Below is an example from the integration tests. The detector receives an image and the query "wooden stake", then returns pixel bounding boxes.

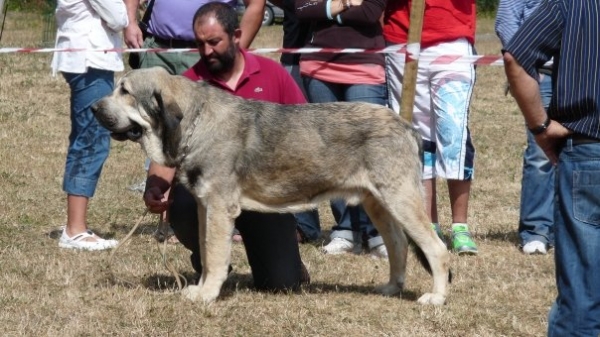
[399,0,426,122]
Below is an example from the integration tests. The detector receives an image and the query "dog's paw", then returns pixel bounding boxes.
[181,285,202,302]
[197,285,220,305]
[417,293,446,306]
[375,283,403,297]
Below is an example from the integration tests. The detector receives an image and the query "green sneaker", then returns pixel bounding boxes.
[431,223,446,246]
[451,224,478,255]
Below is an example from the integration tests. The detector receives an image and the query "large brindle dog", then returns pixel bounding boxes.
[92,67,450,305]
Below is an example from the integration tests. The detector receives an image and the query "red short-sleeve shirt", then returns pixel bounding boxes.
[182,49,307,105]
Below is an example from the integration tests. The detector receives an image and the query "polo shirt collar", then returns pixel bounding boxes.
[192,49,260,93]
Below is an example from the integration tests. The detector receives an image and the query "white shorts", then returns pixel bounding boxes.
[386,38,476,180]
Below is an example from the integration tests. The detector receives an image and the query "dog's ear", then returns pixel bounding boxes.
[154,89,183,162]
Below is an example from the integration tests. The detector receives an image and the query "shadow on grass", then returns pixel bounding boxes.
[46,227,121,240]
[477,229,521,246]
[110,270,420,302]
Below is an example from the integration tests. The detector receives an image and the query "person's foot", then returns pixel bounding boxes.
[451,224,478,255]
[432,223,446,246]
[58,227,118,251]
[296,228,307,243]
[322,237,354,254]
[300,261,310,285]
[128,180,146,193]
[370,244,388,259]
[522,240,547,255]
[153,224,179,244]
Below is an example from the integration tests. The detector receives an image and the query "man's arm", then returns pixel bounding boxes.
[495,0,524,47]
[239,0,267,49]
[124,0,144,48]
[503,52,570,164]
[88,0,129,31]
[143,162,176,214]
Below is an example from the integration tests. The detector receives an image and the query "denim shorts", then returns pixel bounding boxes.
[62,68,114,197]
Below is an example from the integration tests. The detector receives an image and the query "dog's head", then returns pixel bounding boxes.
[92,67,185,166]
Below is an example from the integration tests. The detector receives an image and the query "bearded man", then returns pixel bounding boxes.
[143,2,310,292]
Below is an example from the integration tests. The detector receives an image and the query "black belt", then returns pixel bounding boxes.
[570,134,600,145]
[150,34,196,48]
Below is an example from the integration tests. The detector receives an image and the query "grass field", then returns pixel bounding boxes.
[0,12,555,337]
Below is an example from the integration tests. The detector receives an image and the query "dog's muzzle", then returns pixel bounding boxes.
[91,102,144,142]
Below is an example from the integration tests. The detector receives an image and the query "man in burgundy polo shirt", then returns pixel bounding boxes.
[143,2,309,292]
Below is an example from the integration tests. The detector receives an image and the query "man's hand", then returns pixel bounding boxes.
[534,120,572,165]
[143,185,171,214]
[124,0,143,48]
[124,23,144,49]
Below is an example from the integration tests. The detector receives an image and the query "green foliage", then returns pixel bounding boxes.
[6,0,56,14]
[477,0,498,16]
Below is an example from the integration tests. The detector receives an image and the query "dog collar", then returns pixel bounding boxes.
[176,105,202,166]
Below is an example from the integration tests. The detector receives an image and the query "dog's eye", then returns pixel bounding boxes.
[126,126,143,141]
[120,86,129,95]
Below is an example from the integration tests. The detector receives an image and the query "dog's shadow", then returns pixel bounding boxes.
[138,271,419,302]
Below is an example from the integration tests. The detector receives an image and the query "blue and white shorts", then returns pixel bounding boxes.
[386,38,475,180]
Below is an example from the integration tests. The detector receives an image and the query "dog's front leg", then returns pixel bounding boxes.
[182,199,234,304]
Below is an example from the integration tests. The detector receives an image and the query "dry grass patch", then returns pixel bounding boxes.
[0,12,554,336]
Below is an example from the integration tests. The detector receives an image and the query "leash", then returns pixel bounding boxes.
[156,219,187,291]
[106,209,187,292]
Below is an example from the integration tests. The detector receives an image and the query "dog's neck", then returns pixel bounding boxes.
[173,103,203,167]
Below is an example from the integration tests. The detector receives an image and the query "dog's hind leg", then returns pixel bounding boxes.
[367,186,450,306]
[182,199,234,304]
[362,194,408,297]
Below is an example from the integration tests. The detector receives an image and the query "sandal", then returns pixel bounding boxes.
[58,227,118,251]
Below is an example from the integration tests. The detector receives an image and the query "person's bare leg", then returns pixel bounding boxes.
[424,178,437,223]
[65,194,101,242]
[448,179,470,223]
[448,179,477,254]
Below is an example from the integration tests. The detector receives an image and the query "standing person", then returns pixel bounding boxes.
[269,0,315,242]
[294,0,389,258]
[123,0,266,243]
[269,0,310,98]
[123,0,266,73]
[51,0,128,250]
[383,0,478,255]
[143,2,310,291]
[504,1,600,335]
[495,0,554,255]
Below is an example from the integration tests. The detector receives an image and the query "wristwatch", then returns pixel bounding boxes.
[528,116,550,135]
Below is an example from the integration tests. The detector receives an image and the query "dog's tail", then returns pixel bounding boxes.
[410,239,453,283]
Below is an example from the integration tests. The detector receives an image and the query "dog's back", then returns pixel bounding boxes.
[206,96,424,207]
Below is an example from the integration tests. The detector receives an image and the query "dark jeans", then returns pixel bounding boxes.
[168,184,304,291]
[294,76,388,248]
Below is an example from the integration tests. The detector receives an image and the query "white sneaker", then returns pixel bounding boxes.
[370,244,388,259]
[322,238,354,255]
[59,227,118,251]
[522,240,547,255]
[128,180,146,193]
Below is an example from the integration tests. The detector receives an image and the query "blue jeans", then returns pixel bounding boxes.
[62,69,113,197]
[283,63,307,100]
[547,138,600,336]
[294,77,387,248]
[519,74,555,246]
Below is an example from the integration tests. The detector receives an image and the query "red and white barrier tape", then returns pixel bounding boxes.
[0,46,511,66]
